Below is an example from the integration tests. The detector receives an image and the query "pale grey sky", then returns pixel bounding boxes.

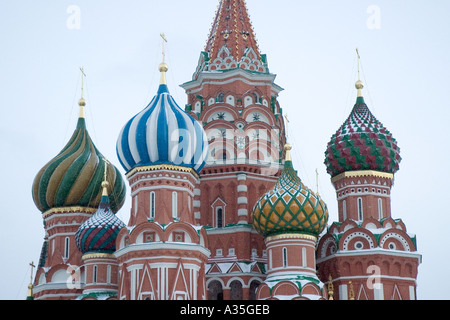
[1,0,449,300]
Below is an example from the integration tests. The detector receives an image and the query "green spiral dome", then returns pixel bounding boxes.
[32,115,126,214]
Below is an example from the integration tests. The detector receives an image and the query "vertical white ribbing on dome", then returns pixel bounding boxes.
[197,127,209,171]
[169,95,196,167]
[166,94,180,165]
[147,94,164,163]
[179,109,195,166]
[128,110,145,165]
[117,126,132,171]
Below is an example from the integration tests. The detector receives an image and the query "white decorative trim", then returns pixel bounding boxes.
[379,232,411,251]
[238,209,248,217]
[237,197,248,204]
[237,185,248,192]
[342,231,374,251]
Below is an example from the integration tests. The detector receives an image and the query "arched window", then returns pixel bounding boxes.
[253,92,259,104]
[208,280,224,300]
[216,207,223,228]
[230,280,243,300]
[357,198,363,221]
[249,280,261,300]
[150,192,156,219]
[217,92,225,103]
[172,192,178,219]
[378,198,383,220]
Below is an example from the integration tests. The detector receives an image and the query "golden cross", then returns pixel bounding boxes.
[29,261,35,283]
[356,48,361,81]
[79,67,86,98]
[284,113,290,140]
[102,158,110,182]
[160,33,168,64]
[315,168,320,195]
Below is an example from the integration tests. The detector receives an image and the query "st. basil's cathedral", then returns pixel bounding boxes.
[29,0,421,300]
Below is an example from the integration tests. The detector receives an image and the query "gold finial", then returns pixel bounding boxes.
[349,281,355,300]
[27,261,35,299]
[159,33,168,85]
[102,158,110,196]
[78,67,87,118]
[284,143,292,162]
[355,48,364,97]
[327,275,334,300]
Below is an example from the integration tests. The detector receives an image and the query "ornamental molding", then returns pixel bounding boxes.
[42,206,97,219]
[82,253,116,260]
[126,164,199,180]
[265,233,317,243]
[331,170,394,183]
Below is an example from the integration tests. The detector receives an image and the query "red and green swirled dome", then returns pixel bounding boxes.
[32,106,126,214]
[324,94,401,178]
[252,145,329,237]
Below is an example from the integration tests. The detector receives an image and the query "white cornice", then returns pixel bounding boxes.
[180,69,284,95]
[317,248,422,264]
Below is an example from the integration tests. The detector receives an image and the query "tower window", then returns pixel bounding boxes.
[64,237,70,260]
[93,265,98,283]
[107,265,111,283]
[302,247,307,267]
[283,247,288,267]
[172,191,178,219]
[150,192,156,219]
[378,198,383,220]
[357,198,363,221]
[218,92,225,103]
[217,207,223,228]
[342,200,347,221]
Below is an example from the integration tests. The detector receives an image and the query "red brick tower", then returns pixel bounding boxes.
[252,144,329,300]
[316,60,422,300]
[114,53,210,300]
[180,0,286,300]
[31,77,126,300]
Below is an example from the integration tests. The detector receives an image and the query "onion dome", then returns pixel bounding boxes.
[32,95,126,214]
[324,80,401,178]
[75,180,126,254]
[252,144,329,237]
[116,61,209,174]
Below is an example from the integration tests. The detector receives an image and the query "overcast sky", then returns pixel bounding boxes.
[1,0,449,300]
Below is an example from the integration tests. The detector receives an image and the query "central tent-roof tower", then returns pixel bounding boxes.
[192,0,269,77]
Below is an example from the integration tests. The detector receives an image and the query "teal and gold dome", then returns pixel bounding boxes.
[252,144,328,237]
[32,98,126,214]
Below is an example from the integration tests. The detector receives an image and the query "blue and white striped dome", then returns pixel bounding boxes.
[116,83,209,173]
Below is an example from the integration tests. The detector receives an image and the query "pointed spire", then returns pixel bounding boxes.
[101,158,110,199]
[284,113,292,162]
[159,33,169,85]
[355,48,364,99]
[205,0,260,63]
[78,67,87,118]
[327,275,334,300]
[26,262,35,300]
